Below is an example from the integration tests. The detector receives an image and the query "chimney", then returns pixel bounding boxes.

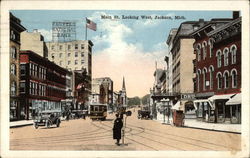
[33,29,38,33]
[233,11,240,19]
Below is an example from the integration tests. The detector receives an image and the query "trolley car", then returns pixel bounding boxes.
[89,103,107,120]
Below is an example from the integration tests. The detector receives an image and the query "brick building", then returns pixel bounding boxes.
[9,13,26,120]
[19,50,68,120]
[191,13,241,123]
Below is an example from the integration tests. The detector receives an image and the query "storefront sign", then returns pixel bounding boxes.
[181,93,195,100]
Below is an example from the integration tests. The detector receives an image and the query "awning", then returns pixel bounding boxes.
[172,101,181,110]
[208,94,235,102]
[193,99,214,110]
[226,93,241,105]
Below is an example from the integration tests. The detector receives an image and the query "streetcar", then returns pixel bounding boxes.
[89,103,107,120]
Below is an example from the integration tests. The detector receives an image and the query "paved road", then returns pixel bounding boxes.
[10,110,241,151]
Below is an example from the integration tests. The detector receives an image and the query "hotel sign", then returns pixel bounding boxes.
[52,21,76,42]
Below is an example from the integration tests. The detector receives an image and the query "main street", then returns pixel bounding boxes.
[10,109,241,151]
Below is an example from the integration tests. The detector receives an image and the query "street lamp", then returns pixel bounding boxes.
[161,98,170,124]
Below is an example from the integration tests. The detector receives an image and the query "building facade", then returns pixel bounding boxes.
[192,15,241,124]
[9,13,26,121]
[19,50,68,120]
[20,30,48,58]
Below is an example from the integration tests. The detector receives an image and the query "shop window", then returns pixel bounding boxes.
[10,47,17,59]
[10,64,16,75]
[11,82,16,96]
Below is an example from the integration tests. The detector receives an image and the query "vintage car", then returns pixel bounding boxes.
[138,106,151,119]
[33,111,61,129]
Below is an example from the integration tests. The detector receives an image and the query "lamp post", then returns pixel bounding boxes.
[161,98,170,124]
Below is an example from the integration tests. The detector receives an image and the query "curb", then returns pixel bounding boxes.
[10,123,33,128]
[183,125,241,134]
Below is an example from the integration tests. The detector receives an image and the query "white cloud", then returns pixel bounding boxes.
[90,11,167,97]
[38,29,52,41]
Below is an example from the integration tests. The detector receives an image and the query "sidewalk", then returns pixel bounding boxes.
[10,120,33,128]
[184,118,241,133]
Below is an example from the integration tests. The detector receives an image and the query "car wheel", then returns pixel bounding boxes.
[34,123,38,129]
[56,119,60,127]
[45,121,50,128]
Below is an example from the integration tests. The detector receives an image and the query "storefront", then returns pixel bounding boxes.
[226,93,241,124]
[193,100,214,122]
[208,94,236,123]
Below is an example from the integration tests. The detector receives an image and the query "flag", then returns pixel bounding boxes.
[86,18,96,31]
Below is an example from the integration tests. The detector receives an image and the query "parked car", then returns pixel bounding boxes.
[33,111,61,129]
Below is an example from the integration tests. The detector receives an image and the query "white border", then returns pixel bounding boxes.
[1,1,249,158]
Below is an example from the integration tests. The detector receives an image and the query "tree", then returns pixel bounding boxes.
[141,94,150,105]
[127,96,141,107]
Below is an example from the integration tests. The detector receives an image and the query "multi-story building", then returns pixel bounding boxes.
[46,40,93,107]
[9,13,26,121]
[20,30,48,58]
[191,13,241,124]
[19,50,68,120]
[91,77,113,108]
[166,28,177,93]
[168,20,208,111]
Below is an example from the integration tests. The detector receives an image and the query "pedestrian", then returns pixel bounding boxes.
[113,114,123,146]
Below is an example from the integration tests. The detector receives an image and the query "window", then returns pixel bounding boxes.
[216,50,222,68]
[81,60,84,64]
[11,82,16,96]
[59,61,62,65]
[10,64,16,75]
[75,60,78,65]
[208,38,214,58]
[203,68,207,91]
[75,44,78,50]
[59,53,62,58]
[10,30,16,40]
[217,72,222,89]
[68,53,71,57]
[231,69,237,88]
[20,64,26,76]
[224,71,229,89]
[197,44,201,61]
[10,47,16,59]
[75,52,78,57]
[68,45,71,50]
[59,45,62,50]
[81,52,84,57]
[202,41,207,60]
[68,61,71,65]
[51,45,55,50]
[81,44,84,49]
[223,48,229,66]
[209,66,214,90]
[197,69,201,92]
[231,45,237,64]
[20,82,25,93]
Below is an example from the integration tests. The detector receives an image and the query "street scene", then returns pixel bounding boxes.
[7,8,242,153]
[10,108,240,151]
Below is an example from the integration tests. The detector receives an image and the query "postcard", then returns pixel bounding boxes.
[1,0,249,158]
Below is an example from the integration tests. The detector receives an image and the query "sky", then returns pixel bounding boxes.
[11,10,233,97]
